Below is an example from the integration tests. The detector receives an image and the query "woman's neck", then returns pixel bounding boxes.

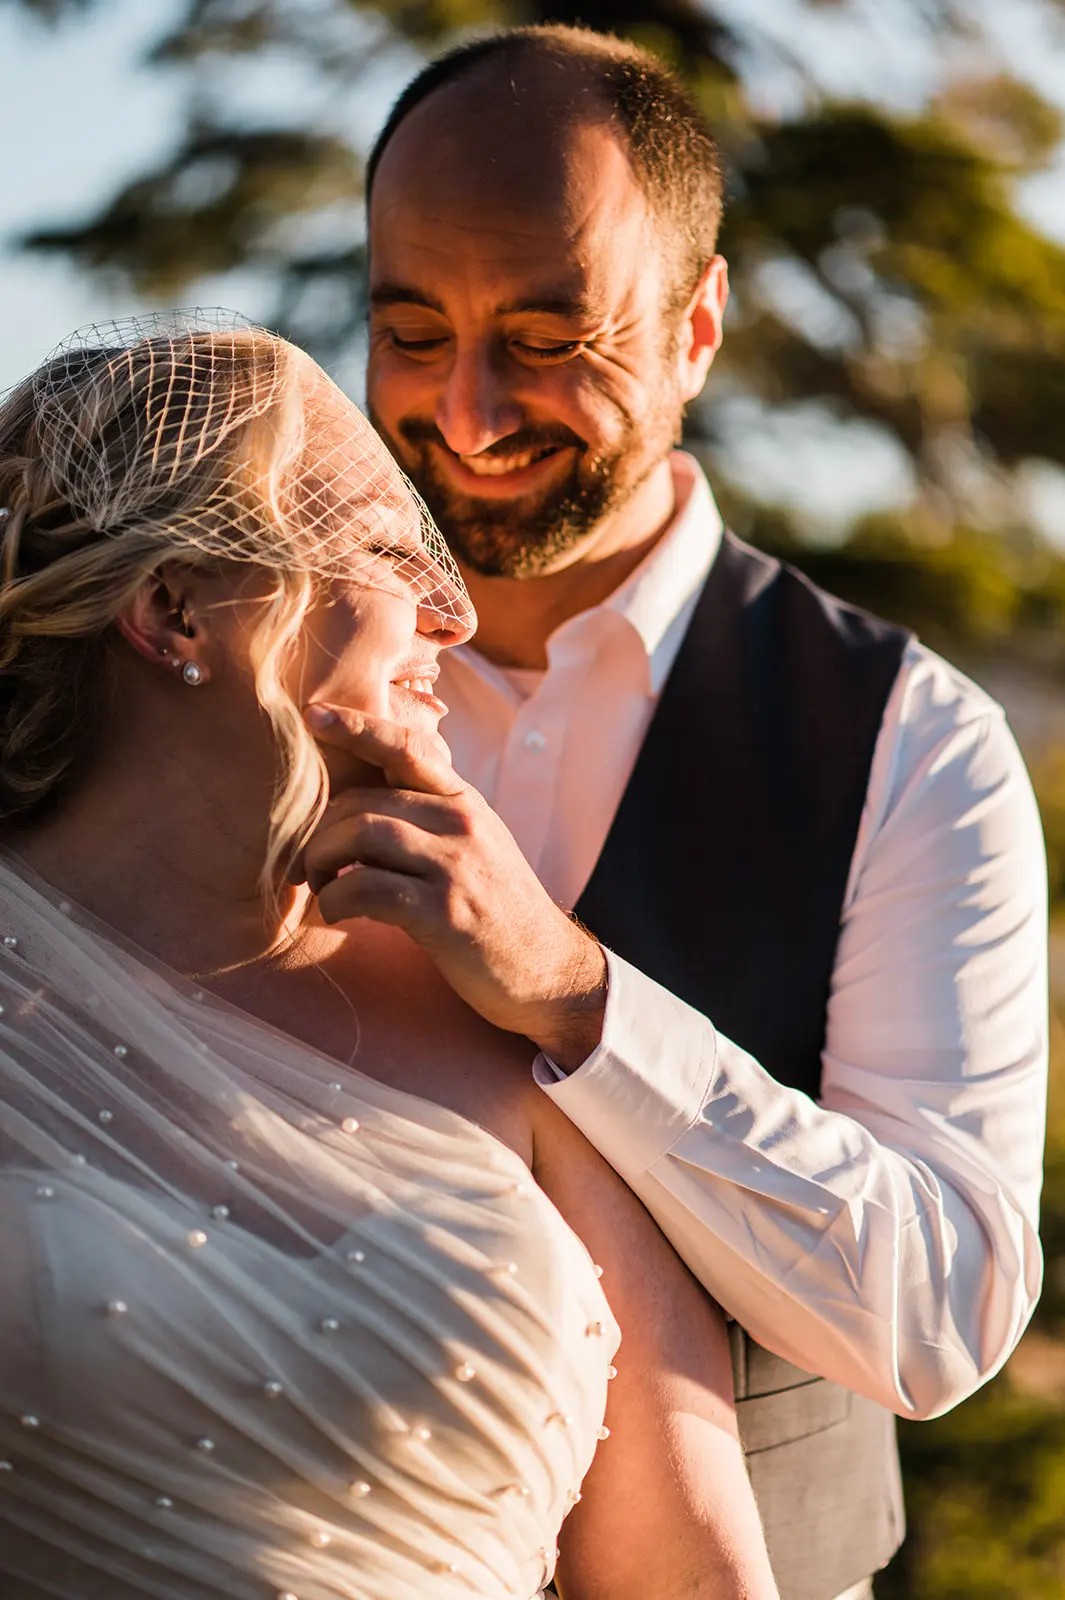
[8,737,313,979]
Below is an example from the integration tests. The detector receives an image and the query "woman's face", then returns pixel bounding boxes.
[275,369,473,727]
[295,570,466,739]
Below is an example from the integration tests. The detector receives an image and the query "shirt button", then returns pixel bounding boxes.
[523,730,547,751]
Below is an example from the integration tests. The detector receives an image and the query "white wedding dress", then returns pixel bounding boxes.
[0,855,618,1600]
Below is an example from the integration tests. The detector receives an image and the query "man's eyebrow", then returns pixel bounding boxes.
[369,283,603,321]
[370,283,448,314]
[494,292,603,320]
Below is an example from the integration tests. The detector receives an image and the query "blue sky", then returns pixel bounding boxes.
[2,0,1063,536]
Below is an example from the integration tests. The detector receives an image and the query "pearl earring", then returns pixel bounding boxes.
[181,662,204,687]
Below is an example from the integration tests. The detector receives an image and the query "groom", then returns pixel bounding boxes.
[306,24,1048,1600]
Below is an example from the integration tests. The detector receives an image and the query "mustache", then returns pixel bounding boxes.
[397,420,586,458]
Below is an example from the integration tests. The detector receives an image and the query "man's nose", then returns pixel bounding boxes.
[434,344,523,458]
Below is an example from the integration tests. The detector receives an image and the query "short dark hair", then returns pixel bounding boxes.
[365,24,724,303]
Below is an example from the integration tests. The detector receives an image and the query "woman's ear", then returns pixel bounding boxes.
[676,255,729,405]
[114,563,212,688]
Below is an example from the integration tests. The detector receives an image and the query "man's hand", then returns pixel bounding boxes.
[293,705,608,1070]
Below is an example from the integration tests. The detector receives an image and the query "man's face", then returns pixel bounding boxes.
[366,85,687,578]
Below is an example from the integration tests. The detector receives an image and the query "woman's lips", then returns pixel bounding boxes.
[391,671,448,718]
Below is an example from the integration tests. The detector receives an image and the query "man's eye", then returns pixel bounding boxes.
[513,340,583,362]
[389,332,448,354]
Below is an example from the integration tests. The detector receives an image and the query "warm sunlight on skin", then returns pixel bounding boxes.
[366,74,726,588]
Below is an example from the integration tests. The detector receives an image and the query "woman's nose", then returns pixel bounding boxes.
[416,587,477,649]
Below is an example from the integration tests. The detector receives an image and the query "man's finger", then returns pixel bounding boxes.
[316,864,430,930]
[322,787,474,837]
[304,705,462,797]
[302,813,437,894]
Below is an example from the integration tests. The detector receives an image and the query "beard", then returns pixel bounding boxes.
[369,399,683,580]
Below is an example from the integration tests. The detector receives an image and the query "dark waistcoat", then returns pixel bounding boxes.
[573,530,911,1600]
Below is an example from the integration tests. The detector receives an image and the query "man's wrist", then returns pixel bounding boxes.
[525,932,608,1073]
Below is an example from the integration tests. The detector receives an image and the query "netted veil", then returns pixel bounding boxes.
[5,308,474,631]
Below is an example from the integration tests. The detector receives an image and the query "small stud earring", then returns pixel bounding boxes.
[181,662,204,688]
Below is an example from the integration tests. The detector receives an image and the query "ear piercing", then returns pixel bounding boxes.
[155,646,205,685]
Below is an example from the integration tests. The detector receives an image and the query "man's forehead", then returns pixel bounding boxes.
[370,76,645,239]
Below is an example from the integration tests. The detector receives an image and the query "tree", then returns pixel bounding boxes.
[8,0,1065,546]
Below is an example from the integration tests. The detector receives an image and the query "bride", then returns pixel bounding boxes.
[0,316,778,1600]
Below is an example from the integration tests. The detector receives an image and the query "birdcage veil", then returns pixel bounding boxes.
[20,308,474,631]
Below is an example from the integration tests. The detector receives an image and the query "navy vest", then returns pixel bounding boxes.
[574,531,911,1600]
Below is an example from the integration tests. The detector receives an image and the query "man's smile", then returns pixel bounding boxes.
[427,440,575,498]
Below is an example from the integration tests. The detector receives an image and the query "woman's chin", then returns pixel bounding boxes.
[389,685,450,729]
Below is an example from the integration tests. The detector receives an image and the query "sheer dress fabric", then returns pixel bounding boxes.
[0,856,618,1600]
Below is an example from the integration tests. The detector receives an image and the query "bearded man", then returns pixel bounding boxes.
[306,25,1047,1600]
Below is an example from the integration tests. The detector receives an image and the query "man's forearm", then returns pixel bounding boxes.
[534,951,1045,1419]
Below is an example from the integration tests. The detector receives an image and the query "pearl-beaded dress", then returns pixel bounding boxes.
[0,856,618,1600]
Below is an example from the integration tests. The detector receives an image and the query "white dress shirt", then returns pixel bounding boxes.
[438,452,1048,1422]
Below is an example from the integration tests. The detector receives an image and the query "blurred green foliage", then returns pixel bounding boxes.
[10,0,1065,546]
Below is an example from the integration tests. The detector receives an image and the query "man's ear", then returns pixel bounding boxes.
[676,255,729,405]
[114,563,213,687]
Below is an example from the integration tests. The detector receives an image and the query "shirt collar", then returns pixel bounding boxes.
[587,451,722,691]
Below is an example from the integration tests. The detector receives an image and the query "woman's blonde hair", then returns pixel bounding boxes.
[0,314,470,903]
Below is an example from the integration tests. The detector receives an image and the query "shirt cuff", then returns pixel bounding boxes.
[532,947,717,1175]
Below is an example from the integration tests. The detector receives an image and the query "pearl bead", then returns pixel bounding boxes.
[70,1154,86,1166]
[106,1300,128,1317]
[328,1082,342,1094]
[187,1230,208,1249]
[350,1480,372,1498]
[607,1364,618,1380]
[546,1412,574,1428]
[191,990,205,1002]
[154,1495,173,1509]
[319,1316,341,1334]
[0,1461,13,1472]
[97,1110,114,1125]
[35,1186,54,1200]
[341,1117,360,1134]
[586,1321,605,1337]
[112,1044,128,1059]
[346,1249,366,1265]
[409,1424,432,1444]
[507,1181,531,1198]
[261,1379,284,1399]
[19,1415,40,1429]
[224,1159,239,1172]
[0,1004,5,1017]
[434,1562,458,1575]
[195,1437,216,1453]
[3,935,19,949]
[491,1261,518,1280]
[455,1362,477,1383]
[309,1530,331,1548]
[565,1489,582,1508]
[277,1592,299,1600]
[493,1482,530,1500]
[596,1424,611,1441]
[593,1263,604,1278]
[211,1205,230,1222]
[58,901,72,915]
